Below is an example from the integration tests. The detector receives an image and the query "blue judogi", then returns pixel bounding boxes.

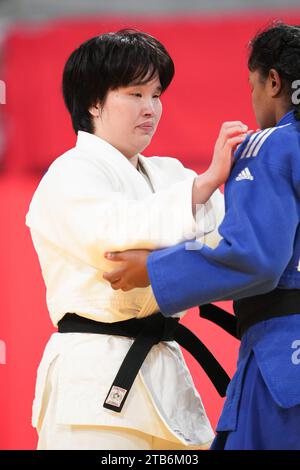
[211,315,300,450]
[147,111,300,449]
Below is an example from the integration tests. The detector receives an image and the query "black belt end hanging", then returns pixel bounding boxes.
[103,385,129,412]
[199,304,239,339]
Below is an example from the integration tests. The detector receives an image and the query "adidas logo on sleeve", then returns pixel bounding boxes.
[235,167,254,181]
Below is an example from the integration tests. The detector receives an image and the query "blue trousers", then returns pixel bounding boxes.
[211,353,300,450]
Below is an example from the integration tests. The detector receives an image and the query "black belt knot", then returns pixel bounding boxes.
[58,312,230,413]
[144,314,179,343]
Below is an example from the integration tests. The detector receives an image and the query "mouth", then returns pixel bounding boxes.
[136,122,154,132]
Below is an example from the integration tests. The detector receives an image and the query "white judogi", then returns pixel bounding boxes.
[26,131,224,449]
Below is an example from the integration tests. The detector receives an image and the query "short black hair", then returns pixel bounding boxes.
[248,22,300,120]
[62,29,175,134]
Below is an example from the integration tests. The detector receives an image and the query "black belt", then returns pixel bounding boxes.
[199,288,300,340]
[58,312,230,412]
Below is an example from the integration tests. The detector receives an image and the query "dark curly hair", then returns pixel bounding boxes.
[62,29,175,134]
[248,22,300,121]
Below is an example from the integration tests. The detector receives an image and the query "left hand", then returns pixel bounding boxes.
[103,250,151,291]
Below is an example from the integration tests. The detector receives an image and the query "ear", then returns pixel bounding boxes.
[268,68,282,97]
[88,102,100,118]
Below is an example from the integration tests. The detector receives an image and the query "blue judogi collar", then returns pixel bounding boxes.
[277,110,298,126]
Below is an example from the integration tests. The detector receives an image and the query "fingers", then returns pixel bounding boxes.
[103,269,123,283]
[218,123,254,151]
[103,249,150,291]
[219,122,251,144]
[104,275,132,292]
[103,272,123,290]
[222,125,248,138]
[110,279,123,290]
[225,134,247,151]
[225,135,245,148]
[103,270,133,291]
[221,121,248,130]
[111,281,133,291]
[104,251,124,261]
[120,285,133,292]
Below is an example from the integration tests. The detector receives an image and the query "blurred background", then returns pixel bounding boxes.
[0,0,300,450]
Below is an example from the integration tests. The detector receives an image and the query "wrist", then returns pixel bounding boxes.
[201,167,222,188]
[193,172,219,202]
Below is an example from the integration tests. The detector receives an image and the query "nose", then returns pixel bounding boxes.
[142,98,155,117]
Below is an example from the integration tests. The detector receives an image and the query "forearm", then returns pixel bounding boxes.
[147,241,280,316]
[148,161,298,316]
[191,171,219,217]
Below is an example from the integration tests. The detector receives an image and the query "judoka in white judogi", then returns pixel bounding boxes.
[26,130,224,449]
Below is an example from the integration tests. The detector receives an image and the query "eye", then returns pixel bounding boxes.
[153,94,161,99]
[131,93,142,97]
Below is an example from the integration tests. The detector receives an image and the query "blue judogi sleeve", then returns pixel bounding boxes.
[147,127,300,316]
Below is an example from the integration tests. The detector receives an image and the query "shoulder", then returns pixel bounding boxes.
[237,123,300,172]
[47,146,115,180]
[48,147,104,175]
[35,147,117,197]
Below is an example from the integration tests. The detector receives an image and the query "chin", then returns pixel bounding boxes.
[137,136,153,152]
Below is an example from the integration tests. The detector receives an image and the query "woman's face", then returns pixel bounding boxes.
[91,75,163,158]
[249,69,277,129]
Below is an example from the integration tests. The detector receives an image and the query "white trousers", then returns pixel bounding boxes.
[36,354,210,450]
[38,424,207,451]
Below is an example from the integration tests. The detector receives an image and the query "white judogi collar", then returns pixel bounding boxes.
[76,131,161,194]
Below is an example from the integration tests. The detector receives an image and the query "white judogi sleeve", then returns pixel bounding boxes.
[26,155,198,271]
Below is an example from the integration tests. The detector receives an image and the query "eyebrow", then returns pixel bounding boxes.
[128,82,162,92]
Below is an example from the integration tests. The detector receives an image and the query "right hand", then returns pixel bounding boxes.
[205,121,251,187]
